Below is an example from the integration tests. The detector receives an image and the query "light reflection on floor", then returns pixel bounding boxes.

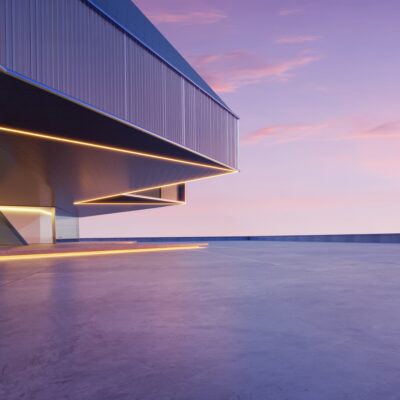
[1,241,400,400]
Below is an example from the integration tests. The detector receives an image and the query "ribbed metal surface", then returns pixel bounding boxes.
[87,0,230,109]
[0,0,238,168]
[0,1,6,66]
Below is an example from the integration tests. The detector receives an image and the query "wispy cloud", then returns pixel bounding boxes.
[244,123,328,144]
[192,51,321,93]
[276,35,322,45]
[363,121,400,137]
[150,10,226,24]
[194,51,247,67]
[343,119,400,178]
[244,118,400,145]
[342,120,400,140]
[279,8,302,17]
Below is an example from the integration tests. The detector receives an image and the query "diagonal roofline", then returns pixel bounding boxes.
[86,0,238,118]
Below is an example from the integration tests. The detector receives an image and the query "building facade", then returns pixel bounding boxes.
[0,0,238,245]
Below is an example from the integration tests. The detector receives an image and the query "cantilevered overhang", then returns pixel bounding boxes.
[0,70,236,217]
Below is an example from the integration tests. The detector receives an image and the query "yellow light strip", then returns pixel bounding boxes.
[75,170,237,205]
[0,245,206,262]
[78,202,178,206]
[0,206,53,216]
[77,191,186,206]
[0,126,234,172]
[125,169,237,194]
[124,193,185,204]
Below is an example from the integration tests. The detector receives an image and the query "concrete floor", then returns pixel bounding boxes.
[1,241,400,400]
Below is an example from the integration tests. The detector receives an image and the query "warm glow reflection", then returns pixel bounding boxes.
[0,206,53,216]
[0,245,207,262]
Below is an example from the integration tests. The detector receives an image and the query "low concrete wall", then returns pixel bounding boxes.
[59,234,400,244]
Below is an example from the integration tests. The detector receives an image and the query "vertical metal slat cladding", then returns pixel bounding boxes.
[0,0,238,168]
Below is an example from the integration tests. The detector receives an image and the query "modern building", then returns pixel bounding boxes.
[0,0,238,245]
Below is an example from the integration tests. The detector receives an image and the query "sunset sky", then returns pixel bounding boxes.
[82,0,400,237]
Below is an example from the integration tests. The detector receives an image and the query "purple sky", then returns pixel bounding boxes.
[82,0,400,237]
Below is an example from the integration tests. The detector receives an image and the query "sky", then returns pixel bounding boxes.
[81,0,400,237]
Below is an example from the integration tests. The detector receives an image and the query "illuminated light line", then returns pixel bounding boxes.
[0,126,235,172]
[75,170,237,205]
[0,245,207,262]
[0,206,53,216]
[1,68,238,168]
[77,202,179,206]
[124,193,185,204]
[128,170,237,194]
[78,192,186,206]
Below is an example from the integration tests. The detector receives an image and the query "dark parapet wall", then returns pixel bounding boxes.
[59,234,400,244]
[245,234,400,244]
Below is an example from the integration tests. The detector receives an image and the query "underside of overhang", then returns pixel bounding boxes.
[0,69,235,217]
[75,185,185,217]
[0,69,232,169]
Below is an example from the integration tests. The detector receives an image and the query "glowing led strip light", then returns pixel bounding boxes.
[0,126,234,172]
[75,170,237,205]
[79,202,177,206]
[0,245,207,262]
[0,125,238,207]
[0,206,53,216]
[79,193,186,206]
[124,193,185,204]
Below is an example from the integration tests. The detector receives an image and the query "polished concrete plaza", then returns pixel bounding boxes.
[1,241,400,399]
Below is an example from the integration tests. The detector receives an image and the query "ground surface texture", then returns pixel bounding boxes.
[1,241,400,400]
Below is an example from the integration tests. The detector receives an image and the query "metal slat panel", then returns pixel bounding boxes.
[0,0,6,65]
[0,0,238,168]
[87,0,231,110]
[184,81,197,151]
[164,67,184,145]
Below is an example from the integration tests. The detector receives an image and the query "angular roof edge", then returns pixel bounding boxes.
[86,0,238,117]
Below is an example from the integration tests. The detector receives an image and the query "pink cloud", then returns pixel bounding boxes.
[341,120,400,140]
[149,10,226,24]
[244,123,328,144]
[364,121,400,137]
[194,51,247,66]
[279,8,302,17]
[341,120,400,178]
[276,35,322,44]
[192,51,321,93]
[243,117,400,146]
[209,82,238,93]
